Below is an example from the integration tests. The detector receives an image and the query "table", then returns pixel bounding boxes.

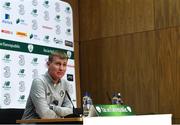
[84,114,172,125]
[16,117,83,124]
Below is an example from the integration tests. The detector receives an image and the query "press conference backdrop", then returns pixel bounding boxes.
[0,0,77,109]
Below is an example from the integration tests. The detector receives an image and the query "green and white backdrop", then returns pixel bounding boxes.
[0,0,76,109]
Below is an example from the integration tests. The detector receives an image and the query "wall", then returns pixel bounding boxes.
[79,0,180,123]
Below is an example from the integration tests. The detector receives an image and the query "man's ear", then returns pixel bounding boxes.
[47,61,50,66]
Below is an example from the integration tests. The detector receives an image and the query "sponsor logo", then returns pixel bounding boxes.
[2,54,11,63]
[55,15,61,22]
[32,19,38,30]
[44,11,49,21]
[31,57,38,65]
[43,0,50,8]
[32,0,38,6]
[66,28,72,36]
[16,31,27,37]
[18,69,26,77]
[19,81,25,92]
[5,14,10,19]
[18,4,25,15]
[1,29,13,34]
[67,64,75,68]
[3,81,11,89]
[16,18,28,25]
[32,69,38,79]
[43,35,50,43]
[55,25,61,35]
[4,93,11,105]
[19,55,25,66]
[67,74,74,81]
[55,2,60,12]
[18,95,26,103]
[29,33,40,41]
[65,40,73,47]
[53,38,63,44]
[65,6,71,14]
[2,14,13,25]
[66,17,71,27]
[3,66,11,78]
[3,2,11,10]
[31,9,38,17]
[42,26,53,30]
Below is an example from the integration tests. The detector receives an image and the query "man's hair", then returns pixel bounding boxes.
[48,51,68,62]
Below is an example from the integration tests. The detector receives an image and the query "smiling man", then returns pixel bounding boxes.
[22,51,73,119]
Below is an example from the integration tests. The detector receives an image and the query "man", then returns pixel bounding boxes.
[22,51,73,119]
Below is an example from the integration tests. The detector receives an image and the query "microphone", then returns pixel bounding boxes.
[65,90,82,117]
[65,90,75,109]
[106,91,112,103]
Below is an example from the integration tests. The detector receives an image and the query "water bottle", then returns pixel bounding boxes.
[112,93,118,104]
[117,92,123,105]
[83,92,93,116]
[112,92,123,104]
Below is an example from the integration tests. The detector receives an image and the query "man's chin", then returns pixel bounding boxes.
[57,75,64,79]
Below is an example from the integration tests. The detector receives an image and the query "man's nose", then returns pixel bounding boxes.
[59,65,64,70]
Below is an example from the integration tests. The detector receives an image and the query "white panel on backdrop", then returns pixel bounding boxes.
[0,0,76,109]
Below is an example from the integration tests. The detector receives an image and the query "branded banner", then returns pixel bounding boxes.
[0,0,76,109]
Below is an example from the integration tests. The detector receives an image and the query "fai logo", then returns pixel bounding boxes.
[67,51,72,58]
[96,106,102,113]
[28,44,34,52]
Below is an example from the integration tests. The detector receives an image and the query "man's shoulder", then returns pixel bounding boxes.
[33,75,45,82]
[61,78,70,85]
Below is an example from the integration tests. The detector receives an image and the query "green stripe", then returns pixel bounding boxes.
[0,39,74,59]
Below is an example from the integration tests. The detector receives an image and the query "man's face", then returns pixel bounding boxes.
[47,56,68,82]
